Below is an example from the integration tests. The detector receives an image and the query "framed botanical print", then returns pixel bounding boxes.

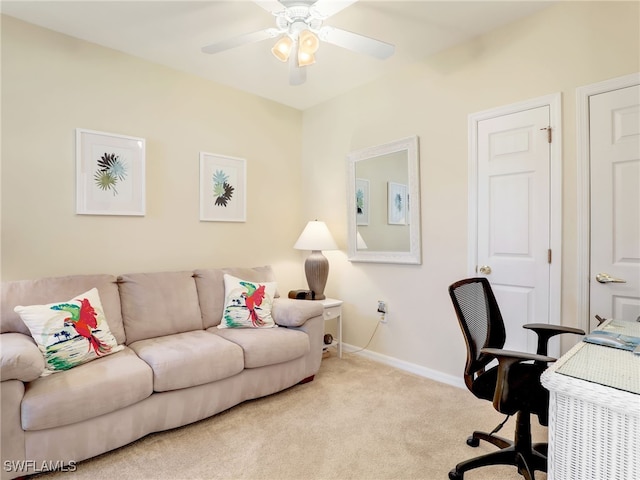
[76,128,146,216]
[388,182,408,225]
[199,152,247,222]
[355,178,370,226]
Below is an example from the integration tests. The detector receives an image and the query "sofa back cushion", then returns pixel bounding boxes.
[1,274,125,344]
[194,266,278,329]
[119,271,203,344]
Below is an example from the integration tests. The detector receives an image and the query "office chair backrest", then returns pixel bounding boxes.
[448,278,506,389]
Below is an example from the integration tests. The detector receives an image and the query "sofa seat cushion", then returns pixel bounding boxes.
[211,327,309,368]
[129,330,244,392]
[21,347,152,431]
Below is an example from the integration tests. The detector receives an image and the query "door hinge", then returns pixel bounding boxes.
[540,126,552,143]
[548,249,552,264]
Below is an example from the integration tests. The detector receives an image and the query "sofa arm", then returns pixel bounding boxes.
[0,333,44,382]
[272,298,323,327]
[1,379,26,480]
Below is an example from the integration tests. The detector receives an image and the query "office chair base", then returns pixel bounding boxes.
[533,442,547,456]
[448,445,546,480]
[467,431,512,449]
[450,412,547,480]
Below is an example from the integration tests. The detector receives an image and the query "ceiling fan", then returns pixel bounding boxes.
[201,0,395,85]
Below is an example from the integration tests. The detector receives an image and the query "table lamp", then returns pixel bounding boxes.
[293,220,337,300]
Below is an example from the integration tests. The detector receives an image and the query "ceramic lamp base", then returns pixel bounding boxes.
[304,250,329,300]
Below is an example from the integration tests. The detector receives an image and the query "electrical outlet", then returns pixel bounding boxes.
[377,300,386,313]
[377,301,388,323]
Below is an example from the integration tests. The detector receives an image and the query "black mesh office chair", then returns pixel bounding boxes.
[448,277,584,480]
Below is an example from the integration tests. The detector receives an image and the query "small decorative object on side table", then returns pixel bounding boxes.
[318,298,343,358]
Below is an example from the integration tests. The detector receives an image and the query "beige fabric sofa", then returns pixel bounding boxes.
[0,266,324,480]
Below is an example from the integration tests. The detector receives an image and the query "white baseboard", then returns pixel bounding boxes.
[341,343,466,390]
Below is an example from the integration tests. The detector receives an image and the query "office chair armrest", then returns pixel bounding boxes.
[523,323,585,355]
[481,347,555,364]
[481,347,556,415]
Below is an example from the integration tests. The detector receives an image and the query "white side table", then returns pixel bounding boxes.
[541,319,640,480]
[318,298,343,358]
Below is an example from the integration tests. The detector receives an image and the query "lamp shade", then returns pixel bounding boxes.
[297,50,316,67]
[297,30,319,66]
[299,29,319,52]
[293,221,337,251]
[271,36,293,62]
[356,231,368,250]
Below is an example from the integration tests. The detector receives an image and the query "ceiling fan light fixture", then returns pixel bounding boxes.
[297,50,316,66]
[202,1,394,86]
[299,29,319,51]
[271,35,293,62]
[297,29,319,66]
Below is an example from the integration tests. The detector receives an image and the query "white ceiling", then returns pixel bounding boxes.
[1,1,554,110]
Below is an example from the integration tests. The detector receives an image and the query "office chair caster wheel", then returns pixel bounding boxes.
[448,469,463,480]
[466,435,480,447]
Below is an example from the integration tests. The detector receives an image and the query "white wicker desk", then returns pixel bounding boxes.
[541,320,640,480]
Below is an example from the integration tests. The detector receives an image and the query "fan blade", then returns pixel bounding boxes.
[289,46,307,85]
[311,0,358,18]
[318,26,394,59]
[202,28,279,54]
[253,1,285,13]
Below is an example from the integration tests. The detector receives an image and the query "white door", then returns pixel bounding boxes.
[476,106,552,353]
[589,84,640,330]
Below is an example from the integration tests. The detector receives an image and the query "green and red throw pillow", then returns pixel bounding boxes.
[14,288,123,375]
[219,274,277,328]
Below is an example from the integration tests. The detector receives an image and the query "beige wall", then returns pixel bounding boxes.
[2,2,639,382]
[1,15,305,288]
[301,1,640,379]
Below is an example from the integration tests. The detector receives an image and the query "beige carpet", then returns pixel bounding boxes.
[34,354,547,480]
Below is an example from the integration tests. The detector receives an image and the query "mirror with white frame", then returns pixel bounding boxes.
[347,135,421,264]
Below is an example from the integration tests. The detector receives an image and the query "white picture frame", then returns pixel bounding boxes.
[76,128,146,216]
[388,182,408,225]
[199,152,247,222]
[355,178,370,226]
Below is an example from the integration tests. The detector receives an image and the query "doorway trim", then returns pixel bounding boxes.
[468,93,562,326]
[576,72,640,332]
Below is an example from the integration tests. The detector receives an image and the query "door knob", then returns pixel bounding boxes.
[595,273,626,284]
[479,265,492,275]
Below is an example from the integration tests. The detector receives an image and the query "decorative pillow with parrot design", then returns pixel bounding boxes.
[14,288,124,376]
[219,274,277,328]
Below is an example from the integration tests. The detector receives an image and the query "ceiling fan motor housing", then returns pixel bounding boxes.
[276,4,323,36]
